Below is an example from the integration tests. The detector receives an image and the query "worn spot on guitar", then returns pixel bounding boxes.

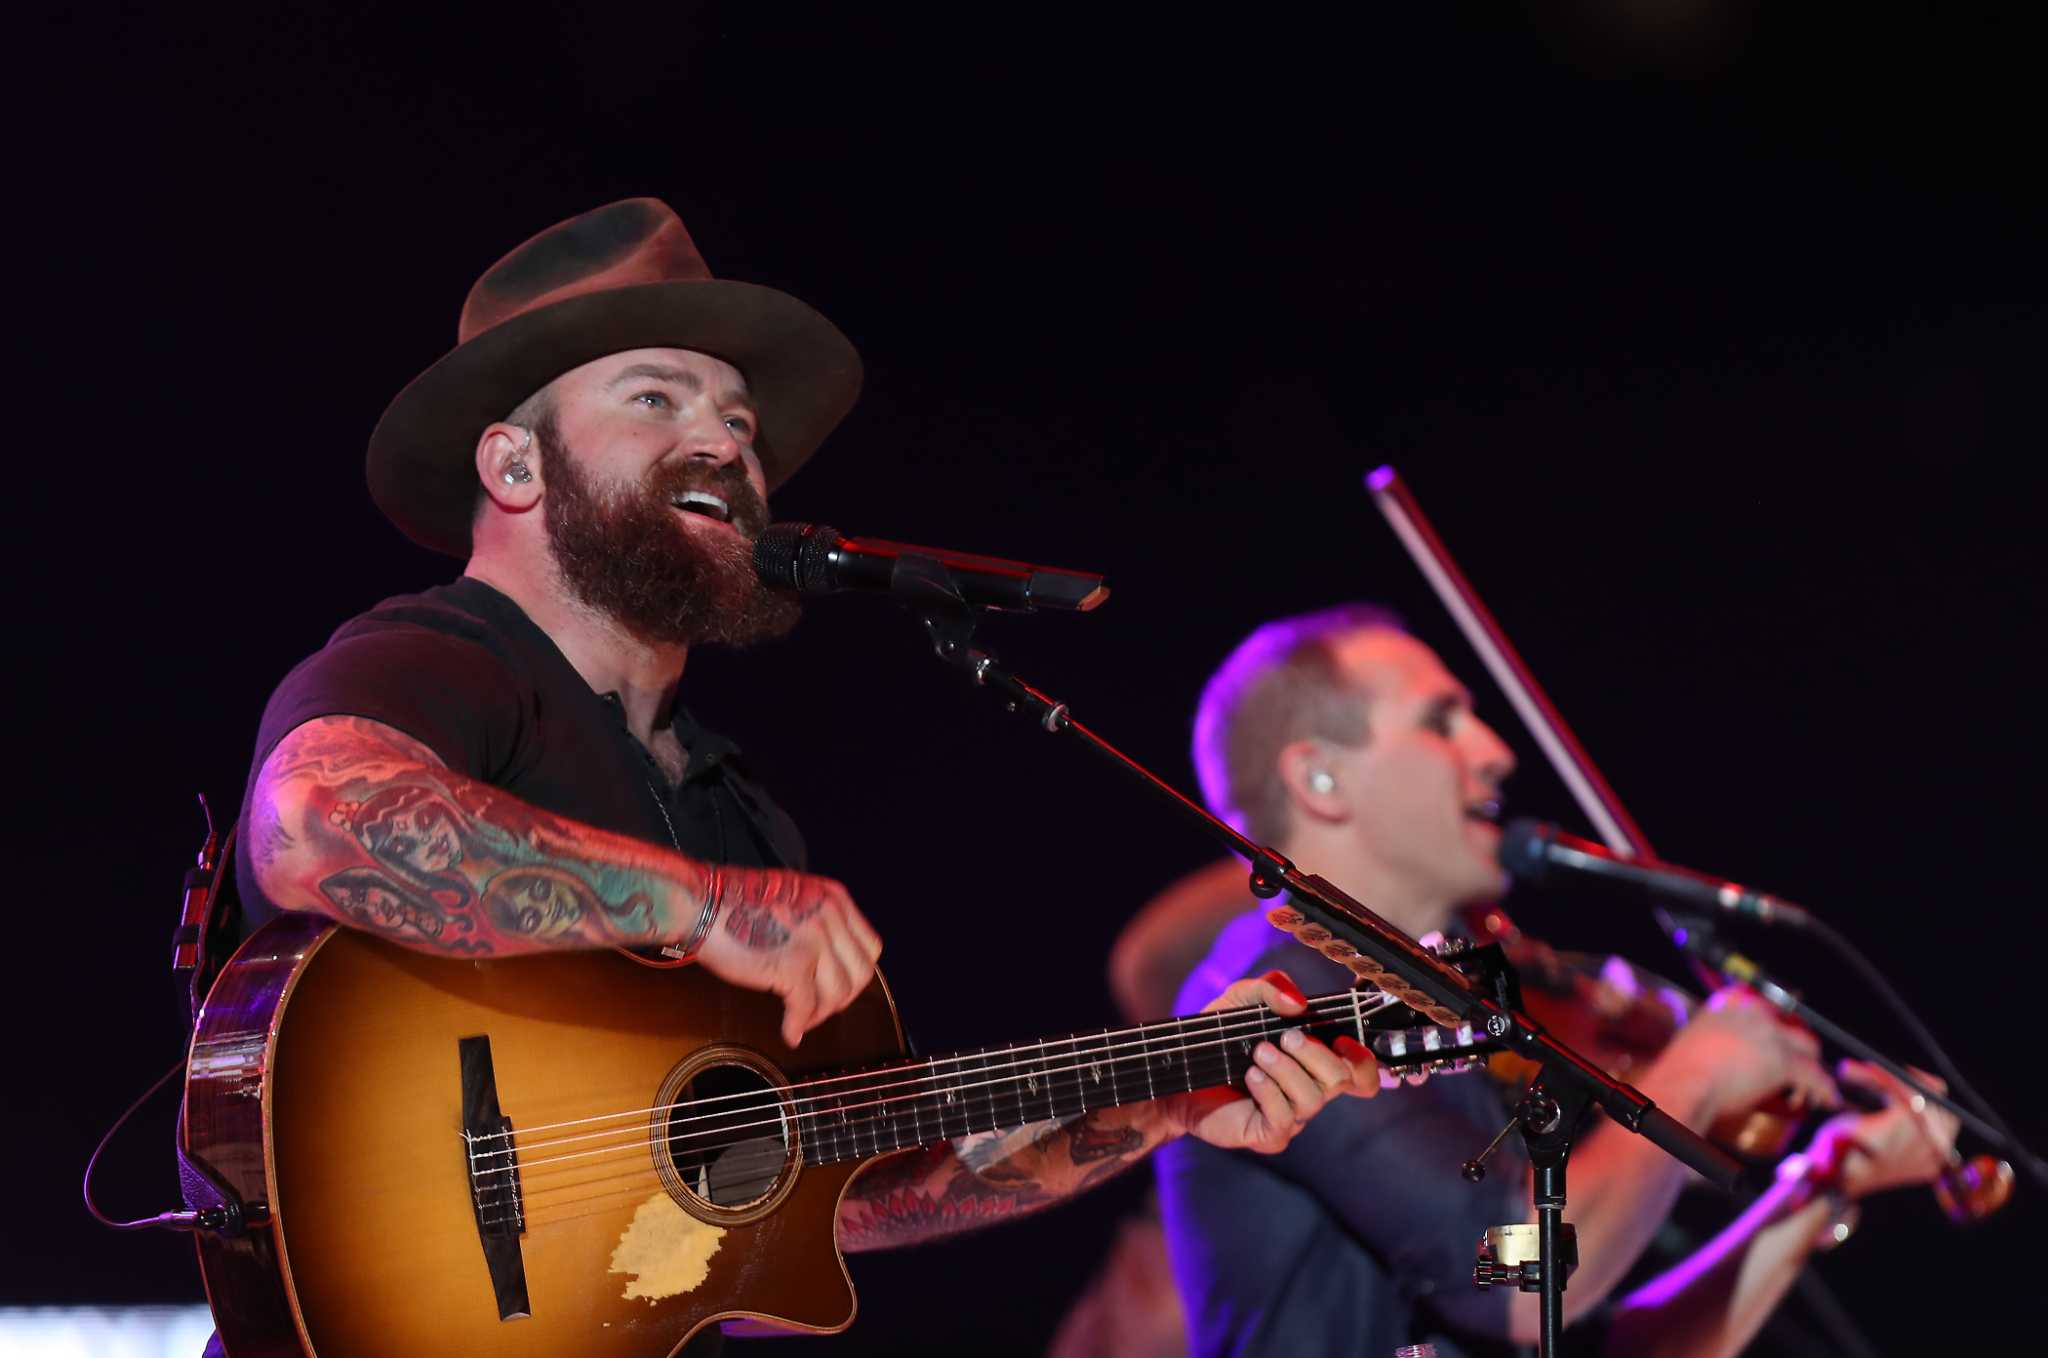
[609,1193,727,1301]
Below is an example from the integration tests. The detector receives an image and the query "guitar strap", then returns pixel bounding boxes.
[80,799,258,1241]
[169,802,241,1029]
[167,801,264,1236]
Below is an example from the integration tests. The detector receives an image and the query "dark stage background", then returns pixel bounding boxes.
[18,3,2043,1351]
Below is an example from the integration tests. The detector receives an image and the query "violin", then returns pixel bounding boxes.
[1459,905,1835,1158]
[1458,901,2015,1219]
[1370,467,2013,1224]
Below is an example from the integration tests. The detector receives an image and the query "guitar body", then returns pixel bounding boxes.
[185,912,909,1358]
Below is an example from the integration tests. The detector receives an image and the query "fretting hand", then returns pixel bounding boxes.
[1164,970,1379,1155]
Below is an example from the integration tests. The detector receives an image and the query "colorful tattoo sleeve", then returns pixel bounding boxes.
[836,1108,1158,1252]
[252,715,712,957]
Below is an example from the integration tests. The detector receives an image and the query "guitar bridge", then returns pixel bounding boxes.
[458,1035,531,1322]
[465,1115,525,1236]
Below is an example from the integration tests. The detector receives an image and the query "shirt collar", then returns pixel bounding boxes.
[442,580,747,779]
[594,691,741,780]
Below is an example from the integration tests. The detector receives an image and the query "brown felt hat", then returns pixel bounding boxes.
[367,198,862,556]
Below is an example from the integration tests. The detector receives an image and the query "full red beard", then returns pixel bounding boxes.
[538,415,802,647]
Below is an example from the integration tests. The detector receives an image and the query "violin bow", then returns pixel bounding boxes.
[1364,464,2023,1219]
[1364,466,1696,958]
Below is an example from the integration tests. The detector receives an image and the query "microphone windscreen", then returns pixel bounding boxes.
[753,522,842,593]
[1497,819,1554,881]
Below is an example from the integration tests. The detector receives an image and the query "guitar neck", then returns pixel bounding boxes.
[795,990,1489,1166]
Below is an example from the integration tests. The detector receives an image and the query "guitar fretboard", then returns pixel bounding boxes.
[793,991,1487,1166]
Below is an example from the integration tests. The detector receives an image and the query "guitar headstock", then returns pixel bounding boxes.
[1368,1018,1499,1088]
[1293,986,1504,1089]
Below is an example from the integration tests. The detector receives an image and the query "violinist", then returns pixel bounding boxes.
[1134,603,1960,1358]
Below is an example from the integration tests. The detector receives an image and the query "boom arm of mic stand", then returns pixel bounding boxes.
[1277,870,1740,1192]
[917,608,1747,1193]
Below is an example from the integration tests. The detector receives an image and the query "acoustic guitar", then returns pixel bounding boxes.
[185,912,1494,1356]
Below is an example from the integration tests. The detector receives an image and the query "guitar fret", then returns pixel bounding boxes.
[1024,1042,1051,1125]
[1062,1037,1085,1121]
[1106,1035,1132,1109]
[1008,1042,1031,1130]
[886,1073,909,1151]
[979,1047,999,1135]
[1082,1033,1101,1115]
[1009,1043,1028,1129]
[815,1095,837,1165]
[941,1075,957,1136]
[798,1105,821,1165]
[819,1089,843,1163]
[1122,1027,1154,1107]
[1140,1020,1158,1104]
[1097,1028,1129,1110]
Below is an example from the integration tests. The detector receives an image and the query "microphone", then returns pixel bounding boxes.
[753,522,1110,613]
[1499,820,1812,929]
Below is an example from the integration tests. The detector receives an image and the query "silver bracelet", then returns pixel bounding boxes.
[675,869,724,960]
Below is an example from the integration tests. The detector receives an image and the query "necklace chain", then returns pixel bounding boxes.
[645,778,682,851]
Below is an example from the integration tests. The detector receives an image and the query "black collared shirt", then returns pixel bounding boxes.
[234,574,805,936]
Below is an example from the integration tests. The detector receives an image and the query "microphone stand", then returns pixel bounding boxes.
[901,576,1746,1356]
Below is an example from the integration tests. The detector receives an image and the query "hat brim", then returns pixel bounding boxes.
[367,279,861,557]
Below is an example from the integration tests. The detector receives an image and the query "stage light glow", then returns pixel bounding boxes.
[0,1306,214,1358]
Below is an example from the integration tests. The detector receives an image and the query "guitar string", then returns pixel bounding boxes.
[480,1060,1494,1235]
[474,1037,1492,1234]
[537,1028,1484,1195]
[470,991,1407,1164]
[471,993,1413,1174]
[465,999,1483,1226]
[472,1001,1480,1203]
[481,1051,1499,1237]
[481,995,1443,1182]
[466,990,1396,1152]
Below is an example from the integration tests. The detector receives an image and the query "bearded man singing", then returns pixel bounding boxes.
[226,199,1373,1358]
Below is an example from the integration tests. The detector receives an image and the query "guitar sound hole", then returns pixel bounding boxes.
[665,1061,792,1211]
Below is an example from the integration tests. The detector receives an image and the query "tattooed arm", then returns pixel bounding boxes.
[253,715,882,1044]
[837,972,1377,1251]
[836,1108,1161,1252]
